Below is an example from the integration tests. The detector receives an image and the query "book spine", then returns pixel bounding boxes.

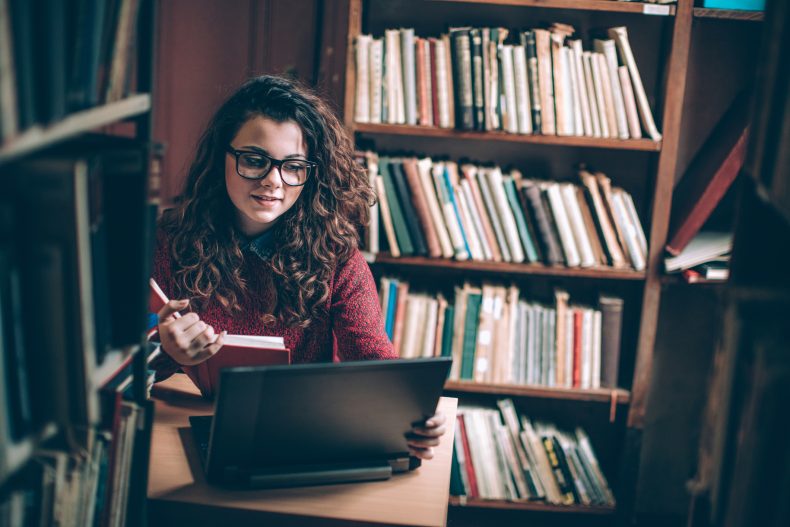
[369,38,383,124]
[400,28,417,125]
[379,159,415,255]
[498,44,518,134]
[402,158,442,258]
[512,45,533,134]
[470,28,485,131]
[598,39,629,139]
[373,176,401,257]
[534,29,555,135]
[521,181,563,265]
[618,65,642,139]
[450,29,474,130]
[354,35,371,123]
[524,31,542,133]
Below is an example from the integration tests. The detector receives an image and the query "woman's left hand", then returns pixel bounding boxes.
[406,411,447,460]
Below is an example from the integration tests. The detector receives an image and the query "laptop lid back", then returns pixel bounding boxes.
[204,357,451,483]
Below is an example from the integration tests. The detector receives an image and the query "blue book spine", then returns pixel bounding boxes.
[504,179,539,263]
[442,167,472,258]
[385,280,398,339]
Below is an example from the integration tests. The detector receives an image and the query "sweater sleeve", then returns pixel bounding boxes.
[331,249,397,361]
[149,228,182,382]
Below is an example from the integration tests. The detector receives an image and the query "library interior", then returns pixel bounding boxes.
[0,0,788,526]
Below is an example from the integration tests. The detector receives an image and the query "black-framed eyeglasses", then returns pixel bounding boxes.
[226,146,316,187]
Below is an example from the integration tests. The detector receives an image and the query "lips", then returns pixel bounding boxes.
[252,194,281,202]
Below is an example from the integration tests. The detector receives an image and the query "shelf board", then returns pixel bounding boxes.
[354,123,662,152]
[0,94,152,164]
[693,7,764,21]
[444,381,631,404]
[436,0,675,16]
[92,345,140,388]
[373,254,647,281]
[449,496,616,514]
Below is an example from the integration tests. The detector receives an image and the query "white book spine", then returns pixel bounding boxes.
[582,52,602,138]
[569,40,592,137]
[612,190,646,271]
[374,177,400,257]
[545,183,581,267]
[598,39,630,139]
[564,310,574,388]
[566,44,584,137]
[354,35,371,123]
[422,298,439,358]
[499,45,519,134]
[596,52,619,140]
[461,178,494,261]
[417,158,454,258]
[432,164,469,261]
[384,30,403,124]
[608,26,662,141]
[550,32,569,136]
[434,39,452,129]
[488,39,501,130]
[366,154,379,254]
[581,308,593,389]
[589,52,611,138]
[488,168,525,263]
[619,65,643,139]
[560,183,596,268]
[559,46,575,136]
[422,39,434,126]
[369,38,383,124]
[512,45,533,134]
[455,184,484,261]
[400,28,417,125]
[621,189,648,257]
[478,169,512,262]
[591,309,602,389]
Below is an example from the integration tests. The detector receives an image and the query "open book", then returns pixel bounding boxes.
[149,278,290,397]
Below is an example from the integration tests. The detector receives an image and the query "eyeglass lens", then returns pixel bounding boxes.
[237,152,311,185]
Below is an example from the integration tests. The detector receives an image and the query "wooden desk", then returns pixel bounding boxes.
[147,374,457,527]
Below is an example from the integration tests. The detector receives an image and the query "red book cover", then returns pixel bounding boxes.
[666,94,750,256]
[457,414,479,498]
[149,279,290,398]
[572,309,583,388]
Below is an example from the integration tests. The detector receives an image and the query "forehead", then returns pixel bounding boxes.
[233,116,307,156]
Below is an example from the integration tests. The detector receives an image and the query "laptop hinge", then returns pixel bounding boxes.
[224,460,393,488]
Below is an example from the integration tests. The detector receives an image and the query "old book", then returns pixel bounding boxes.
[429,38,441,127]
[450,28,474,130]
[498,44,518,134]
[579,170,626,267]
[512,45,533,134]
[521,417,563,504]
[554,290,569,388]
[595,52,619,140]
[595,39,629,139]
[582,51,602,138]
[391,281,411,356]
[442,33,456,128]
[667,95,749,256]
[612,188,646,271]
[431,163,469,260]
[478,169,513,262]
[481,29,491,130]
[400,294,425,359]
[445,162,475,259]
[459,174,493,260]
[560,183,596,268]
[618,65,642,139]
[417,158,454,258]
[470,28,485,131]
[402,158,442,258]
[591,310,602,390]
[566,45,584,137]
[374,176,400,257]
[569,40,593,137]
[433,295,448,357]
[520,179,563,266]
[621,190,648,259]
[354,35,371,123]
[414,37,428,126]
[545,183,581,267]
[523,30,542,133]
[589,52,610,138]
[360,152,379,254]
[379,158,414,255]
[503,175,539,263]
[598,295,623,389]
[434,38,453,129]
[550,30,569,136]
[369,37,384,124]
[608,26,662,141]
[105,0,141,103]
[576,186,606,266]
[460,285,483,381]
[474,284,496,382]
[595,172,632,267]
[390,159,428,256]
[487,168,526,263]
[487,30,502,130]
[533,29,555,135]
[400,28,417,125]
[466,167,503,262]
[455,181,484,261]
[384,30,405,124]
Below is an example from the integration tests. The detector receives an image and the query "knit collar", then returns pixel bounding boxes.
[241,228,276,259]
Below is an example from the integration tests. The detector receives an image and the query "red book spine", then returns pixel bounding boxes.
[573,309,583,388]
[457,414,479,498]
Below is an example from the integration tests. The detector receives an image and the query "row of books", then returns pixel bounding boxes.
[0,351,156,527]
[0,0,142,143]
[379,278,624,390]
[353,24,661,141]
[360,152,648,271]
[451,400,614,505]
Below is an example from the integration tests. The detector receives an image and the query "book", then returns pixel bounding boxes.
[400,28,417,126]
[369,37,383,123]
[374,175,401,257]
[354,35,371,123]
[149,278,290,398]
[450,28,474,130]
[417,158,454,258]
[618,65,642,139]
[664,231,733,273]
[569,40,593,137]
[402,158,442,258]
[666,95,749,256]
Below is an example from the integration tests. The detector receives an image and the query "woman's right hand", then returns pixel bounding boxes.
[157,299,226,366]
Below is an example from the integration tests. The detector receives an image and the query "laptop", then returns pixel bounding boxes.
[189,356,452,489]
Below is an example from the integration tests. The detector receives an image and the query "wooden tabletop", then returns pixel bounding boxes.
[147,373,458,527]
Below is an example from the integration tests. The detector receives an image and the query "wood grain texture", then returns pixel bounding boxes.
[147,374,457,527]
[435,0,675,15]
[444,381,631,403]
[448,496,615,514]
[693,8,764,21]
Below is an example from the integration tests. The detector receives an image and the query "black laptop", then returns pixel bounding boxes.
[189,357,452,489]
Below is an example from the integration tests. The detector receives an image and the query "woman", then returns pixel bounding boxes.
[151,75,445,459]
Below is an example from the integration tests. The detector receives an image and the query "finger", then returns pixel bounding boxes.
[186,331,226,364]
[187,325,217,354]
[407,437,441,449]
[425,411,445,428]
[409,425,447,438]
[158,299,189,322]
[408,446,434,460]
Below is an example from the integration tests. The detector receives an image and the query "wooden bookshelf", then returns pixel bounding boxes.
[354,123,663,152]
[693,8,765,21]
[437,0,676,16]
[0,94,152,164]
[374,254,647,280]
[444,380,631,403]
[448,496,616,514]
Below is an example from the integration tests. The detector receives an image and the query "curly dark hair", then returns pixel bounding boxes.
[160,75,374,328]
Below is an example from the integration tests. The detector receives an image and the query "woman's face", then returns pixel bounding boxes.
[225,116,308,237]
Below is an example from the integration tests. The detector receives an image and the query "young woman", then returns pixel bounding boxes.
[151,75,445,459]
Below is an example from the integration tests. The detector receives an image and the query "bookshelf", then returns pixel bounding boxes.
[693,7,765,21]
[449,496,616,513]
[0,1,158,525]
[336,0,735,520]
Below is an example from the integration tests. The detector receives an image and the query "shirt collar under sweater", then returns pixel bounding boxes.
[240,228,276,259]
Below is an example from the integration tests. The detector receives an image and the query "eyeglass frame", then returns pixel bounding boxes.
[225,146,317,187]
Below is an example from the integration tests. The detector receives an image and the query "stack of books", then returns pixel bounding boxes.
[451,400,615,505]
[379,279,624,390]
[353,24,661,141]
[359,153,648,271]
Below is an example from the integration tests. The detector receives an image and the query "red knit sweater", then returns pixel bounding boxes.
[151,229,396,386]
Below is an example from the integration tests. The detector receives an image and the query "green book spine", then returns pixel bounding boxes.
[460,292,482,380]
[379,158,415,255]
[441,305,455,358]
[504,178,539,263]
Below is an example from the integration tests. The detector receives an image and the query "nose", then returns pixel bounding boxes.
[260,165,283,188]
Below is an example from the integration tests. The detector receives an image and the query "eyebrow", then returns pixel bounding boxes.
[239,145,308,160]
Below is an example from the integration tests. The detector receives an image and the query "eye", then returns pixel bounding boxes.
[240,154,268,168]
[283,161,308,172]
